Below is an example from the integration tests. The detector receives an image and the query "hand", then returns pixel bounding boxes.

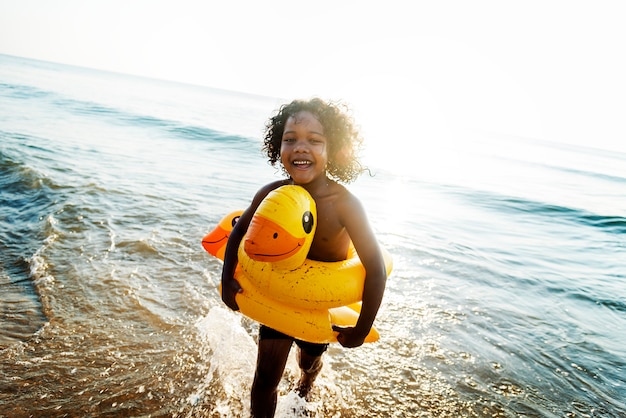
[331,325,367,348]
[221,277,242,311]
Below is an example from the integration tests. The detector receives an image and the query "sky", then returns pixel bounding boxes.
[1,0,625,154]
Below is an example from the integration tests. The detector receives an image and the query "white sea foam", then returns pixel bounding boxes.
[30,215,58,287]
[193,306,350,417]
[193,306,256,416]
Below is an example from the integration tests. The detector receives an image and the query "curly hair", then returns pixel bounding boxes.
[262,98,365,184]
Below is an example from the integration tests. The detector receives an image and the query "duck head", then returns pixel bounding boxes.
[244,185,316,270]
[201,210,244,261]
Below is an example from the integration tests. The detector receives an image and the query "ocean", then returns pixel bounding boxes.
[0,53,624,417]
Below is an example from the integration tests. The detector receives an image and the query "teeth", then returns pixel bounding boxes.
[294,160,311,165]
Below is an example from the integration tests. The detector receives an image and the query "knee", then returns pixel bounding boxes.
[298,353,323,375]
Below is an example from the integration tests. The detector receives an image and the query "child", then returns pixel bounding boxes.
[220,98,387,417]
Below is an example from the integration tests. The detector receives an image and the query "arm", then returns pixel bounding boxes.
[332,194,387,347]
[221,180,287,311]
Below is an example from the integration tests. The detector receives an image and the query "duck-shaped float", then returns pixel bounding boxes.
[202,185,393,344]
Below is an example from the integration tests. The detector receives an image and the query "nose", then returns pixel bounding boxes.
[293,139,309,152]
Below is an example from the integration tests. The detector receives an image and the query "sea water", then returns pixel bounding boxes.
[1,54,625,417]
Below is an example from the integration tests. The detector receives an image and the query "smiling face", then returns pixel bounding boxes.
[280,111,329,186]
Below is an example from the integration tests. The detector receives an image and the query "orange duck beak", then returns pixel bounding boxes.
[201,210,243,261]
[244,215,306,262]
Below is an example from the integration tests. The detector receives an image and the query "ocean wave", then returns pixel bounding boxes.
[169,125,249,143]
[115,239,160,255]
[591,296,626,313]
[0,151,59,338]
[518,200,626,234]
[0,81,53,100]
[0,148,58,191]
[0,150,60,245]
[578,214,626,232]
[2,81,255,146]
[557,165,626,185]
[460,188,626,235]
[549,285,626,313]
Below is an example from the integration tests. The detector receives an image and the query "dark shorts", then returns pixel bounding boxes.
[259,325,328,357]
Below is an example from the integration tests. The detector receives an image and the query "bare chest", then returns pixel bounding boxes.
[308,197,351,261]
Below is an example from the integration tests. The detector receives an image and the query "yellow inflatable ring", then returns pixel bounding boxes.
[239,186,393,309]
[201,185,393,344]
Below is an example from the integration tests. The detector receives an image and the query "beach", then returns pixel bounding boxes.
[1,54,625,417]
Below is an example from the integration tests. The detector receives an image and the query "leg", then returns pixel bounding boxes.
[251,335,292,418]
[294,341,327,399]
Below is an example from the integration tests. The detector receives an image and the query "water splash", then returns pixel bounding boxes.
[192,307,256,416]
[191,307,352,417]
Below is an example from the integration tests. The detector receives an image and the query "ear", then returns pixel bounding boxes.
[334,145,352,166]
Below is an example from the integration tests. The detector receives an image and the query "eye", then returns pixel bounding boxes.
[302,211,314,234]
[231,216,240,227]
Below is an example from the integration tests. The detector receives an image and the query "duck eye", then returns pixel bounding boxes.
[302,211,314,234]
[231,216,240,227]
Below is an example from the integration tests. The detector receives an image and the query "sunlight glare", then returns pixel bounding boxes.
[343,74,454,177]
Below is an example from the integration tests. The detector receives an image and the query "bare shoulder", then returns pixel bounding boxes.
[257,179,290,197]
[334,185,366,221]
[251,179,290,205]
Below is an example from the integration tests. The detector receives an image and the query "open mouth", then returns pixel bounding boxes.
[293,160,312,169]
